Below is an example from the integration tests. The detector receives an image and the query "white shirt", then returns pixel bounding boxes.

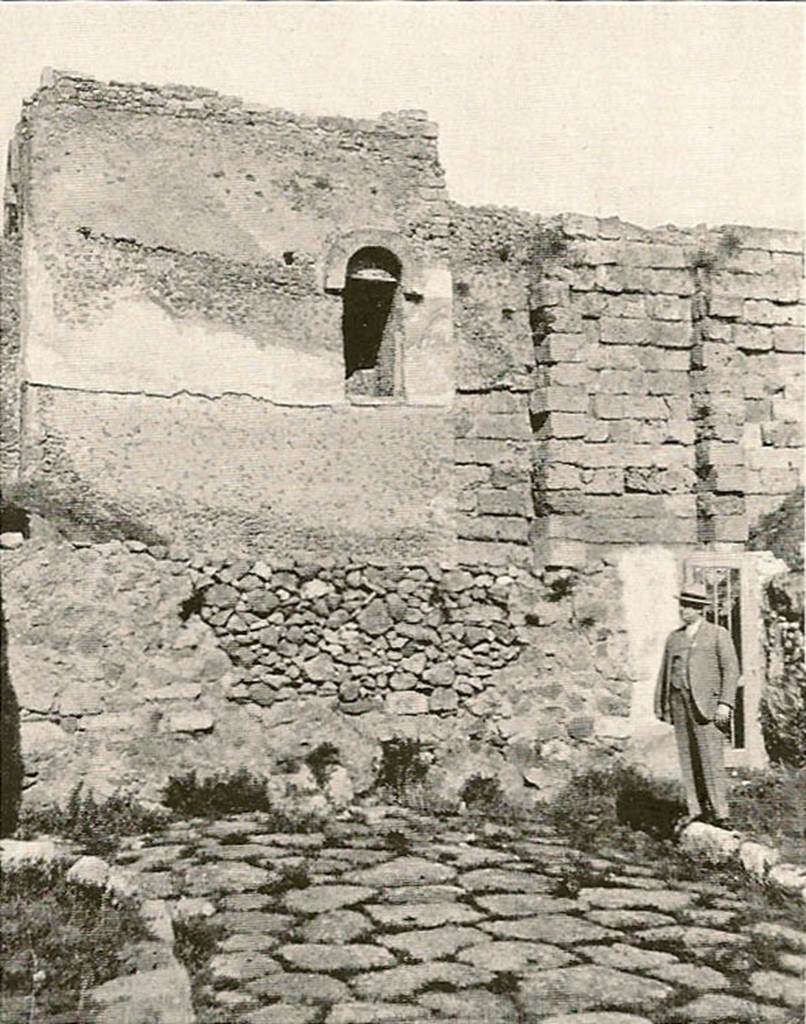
[686,617,703,641]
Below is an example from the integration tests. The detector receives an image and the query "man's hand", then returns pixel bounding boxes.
[714,703,732,733]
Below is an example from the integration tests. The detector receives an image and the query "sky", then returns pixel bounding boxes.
[1,2,803,231]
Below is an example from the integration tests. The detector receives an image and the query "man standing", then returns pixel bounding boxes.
[654,583,740,828]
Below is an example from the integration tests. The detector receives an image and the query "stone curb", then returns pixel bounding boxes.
[678,822,806,905]
[0,840,197,1024]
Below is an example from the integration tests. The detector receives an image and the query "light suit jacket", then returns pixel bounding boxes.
[654,619,740,725]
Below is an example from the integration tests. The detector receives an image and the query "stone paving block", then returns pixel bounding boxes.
[283,884,375,913]
[542,909,665,933]
[219,892,274,911]
[183,861,273,895]
[364,901,483,929]
[667,994,791,1022]
[517,965,673,1017]
[298,909,373,943]
[638,925,749,949]
[777,952,806,975]
[209,951,281,983]
[378,925,486,961]
[750,970,805,1009]
[457,939,576,972]
[351,962,494,1001]
[219,932,279,953]
[246,972,351,1004]
[417,989,519,1021]
[576,943,678,973]
[378,883,464,904]
[278,943,396,972]
[326,1002,435,1023]
[458,868,555,893]
[750,922,806,952]
[344,856,457,887]
[245,1005,320,1024]
[577,888,694,913]
[540,1015,654,1024]
[475,894,580,916]
[212,910,295,934]
[649,962,730,990]
[481,913,618,945]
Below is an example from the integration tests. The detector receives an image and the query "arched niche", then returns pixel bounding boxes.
[323,229,424,299]
[341,246,403,399]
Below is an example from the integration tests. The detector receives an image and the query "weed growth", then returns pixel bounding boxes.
[460,774,513,817]
[374,738,430,802]
[383,829,412,855]
[304,742,341,788]
[173,915,226,1024]
[162,769,321,831]
[258,862,312,896]
[17,784,166,856]
[543,763,685,851]
[163,769,272,817]
[1,860,149,1022]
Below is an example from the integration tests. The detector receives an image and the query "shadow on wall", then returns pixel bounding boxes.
[1,588,23,835]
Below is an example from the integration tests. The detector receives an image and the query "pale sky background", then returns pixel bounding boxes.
[1,2,803,231]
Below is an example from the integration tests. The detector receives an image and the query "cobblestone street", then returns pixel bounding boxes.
[116,809,805,1024]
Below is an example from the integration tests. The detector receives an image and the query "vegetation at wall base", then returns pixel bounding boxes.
[749,486,804,573]
[373,737,429,803]
[304,741,341,788]
[1,594,23,838]
[0,860,149,1023]
[161,768,319,831]
[162,768,274,817]
[172,915,226,1024]
[17,784,167,856]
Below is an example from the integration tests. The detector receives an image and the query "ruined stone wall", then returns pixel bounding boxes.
[2,73,804,803]
[10,71,455,561]
[446,204,542,567]
[2,536,634,805]
[6,72,802,560]
[0,237,21,485]
[528,216,804,558]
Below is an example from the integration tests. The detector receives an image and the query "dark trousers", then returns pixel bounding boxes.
[670,689,729,820]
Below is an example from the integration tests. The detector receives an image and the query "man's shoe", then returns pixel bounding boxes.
[673,814,700,836]
[704,813,732,829]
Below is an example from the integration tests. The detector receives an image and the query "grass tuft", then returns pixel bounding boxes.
[17,784,166,857]
[1,859,149,1022]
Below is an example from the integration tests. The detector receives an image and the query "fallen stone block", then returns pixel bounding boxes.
[679,822,741,864]
[66,854,110,888]
[739,841,781,882]
[767,862,806,901]
[0,838,61,867]
[89,963,194,1024]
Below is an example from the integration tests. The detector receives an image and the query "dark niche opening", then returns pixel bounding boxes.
[342,247,402,399]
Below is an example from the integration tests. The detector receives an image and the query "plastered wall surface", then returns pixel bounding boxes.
[20,387,456,562]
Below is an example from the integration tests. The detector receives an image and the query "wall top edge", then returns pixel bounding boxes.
[19,67,437,140]
[7,69,802,248]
